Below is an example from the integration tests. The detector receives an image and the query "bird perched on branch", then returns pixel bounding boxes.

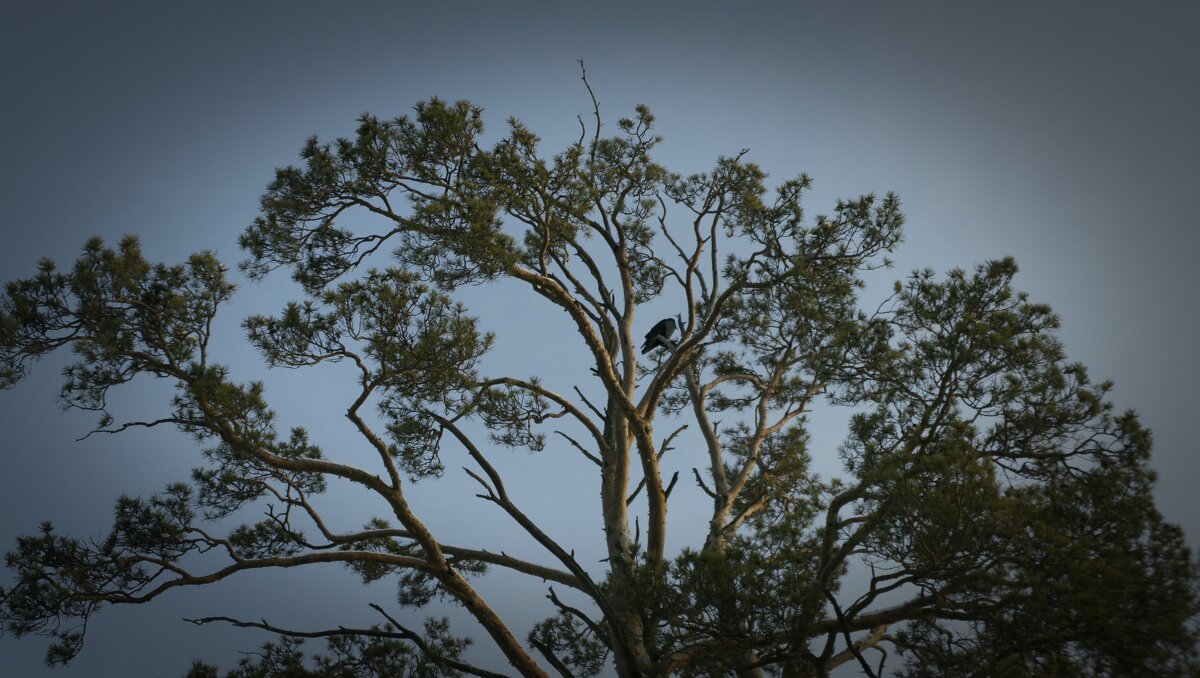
[641,317,677,354]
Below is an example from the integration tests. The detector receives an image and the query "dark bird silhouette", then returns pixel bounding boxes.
[641,317,678,354]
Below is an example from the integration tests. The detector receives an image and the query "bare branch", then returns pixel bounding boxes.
[530,638,575,678]
[76,417,190,441]
[572,385,605,421]
[554,430,602,466]
[480,377,610,458]
[625,425,684,506]
[436,416,614,613]
[691,467,718,500]
[822,589,880,678]
[185,607,509,678]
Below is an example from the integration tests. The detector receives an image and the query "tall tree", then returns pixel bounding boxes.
[2,84,1196,676]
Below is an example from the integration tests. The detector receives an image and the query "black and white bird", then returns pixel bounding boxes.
[641,317,678,354]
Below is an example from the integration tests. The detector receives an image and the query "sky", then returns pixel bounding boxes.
[1,1,1197,675]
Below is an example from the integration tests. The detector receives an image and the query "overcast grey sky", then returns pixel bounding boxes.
[1,2,1197,675]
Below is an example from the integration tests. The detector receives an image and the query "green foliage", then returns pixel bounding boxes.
[897,460,1199,676]
[475,380,553,451]
[183,620,471,678]
[528,607,610,677]
[244,267,492,479]
[0,236,233,423]
[192,429,326,520]
[239,99,519,293]
[2,485,205,665]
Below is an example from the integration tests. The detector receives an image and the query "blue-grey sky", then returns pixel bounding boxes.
[1,2,1197,675]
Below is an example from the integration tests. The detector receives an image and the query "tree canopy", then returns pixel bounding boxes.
[1,86,1196,676]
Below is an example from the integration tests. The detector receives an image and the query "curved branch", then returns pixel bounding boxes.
[822,589,880,678]
[480,377,610,458]
[433,414,635,661]
[193,390,548,677]
[185,606,508,678]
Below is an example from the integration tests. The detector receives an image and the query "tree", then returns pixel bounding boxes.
[1,82,1196,676]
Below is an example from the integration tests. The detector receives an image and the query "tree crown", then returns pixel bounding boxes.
[1,91,1196,677]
